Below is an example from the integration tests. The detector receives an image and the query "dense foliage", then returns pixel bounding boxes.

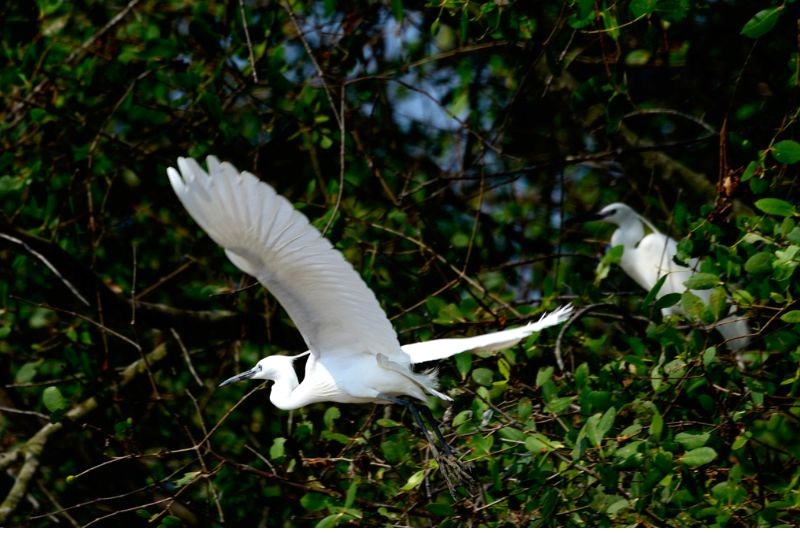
[1,0,799,526]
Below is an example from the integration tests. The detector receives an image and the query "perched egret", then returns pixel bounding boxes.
[573,202,750,354]
[168,156,572,460]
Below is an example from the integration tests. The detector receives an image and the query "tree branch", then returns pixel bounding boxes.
[0,343,169,525]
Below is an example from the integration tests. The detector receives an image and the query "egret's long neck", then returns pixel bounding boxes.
[610,216,645,249]
[268,364,305,411]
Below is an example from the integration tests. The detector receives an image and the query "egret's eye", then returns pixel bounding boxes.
[604,208,617,217]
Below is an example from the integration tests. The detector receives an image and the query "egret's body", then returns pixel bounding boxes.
[585,203,749,352]
[168,156,571,427]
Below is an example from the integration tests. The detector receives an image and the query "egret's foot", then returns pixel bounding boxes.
[437,453,478,499]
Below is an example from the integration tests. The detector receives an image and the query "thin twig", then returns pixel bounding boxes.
[11,296,141,352]
[0,406,50,421]
[170,328,204,387]
[136,258,196,299]
[182,394,224,523]
[0,233,90,306]
[322,88,347,236]
[281,1,341,126]
[366,221,522,317]
[238,0,258,82]
[130,243,137,325]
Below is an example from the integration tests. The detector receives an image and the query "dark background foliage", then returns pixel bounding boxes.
[1,0,799,526]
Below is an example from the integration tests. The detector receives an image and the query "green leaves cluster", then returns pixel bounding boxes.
[1,0,799,528]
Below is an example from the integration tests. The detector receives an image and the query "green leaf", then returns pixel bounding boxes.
[524,434,562,453]
[625,49,651,66]
[471,367,493,386]
[323,406,341,430]
[675,431,711,450]
[158,516,182,527]
[426,503,455,517]
[681,291,705,321]
[607,498,630,516]
[16,361,41,384]
[344,480,358,509]
[683,272,720,290]
[744,251,773,274]
[780,310,800,323]
[269,437,286,460]
[741,160,761,182]
[536,366,554,387]
[773,140,800,164]
[498,426,525,442]
[454,352,471,378]
[391,0,403,22]
[642,275,668,308]
[629,0,657,17]
[679,446,718,468]
[315,514,342,528]
[545,396,574,414]
[708,287,728,321]
[654,292,681,310]
[300,492,328,512]
[42,386,66,412]
[400,469,427,492]
[656,0,689,22]
[594,406,616,444]
[755,198,796,217]
[595,245,624,284]
[174,471,201,488]
[497,357,511,381]
[650,410,664,440]
[741,6,783,38]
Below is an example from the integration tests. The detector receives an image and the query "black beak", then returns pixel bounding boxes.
[219,367,258,387]
[565,212,607,225]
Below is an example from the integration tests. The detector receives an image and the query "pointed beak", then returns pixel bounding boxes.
[565,212,606,225]
[219,367,258,387]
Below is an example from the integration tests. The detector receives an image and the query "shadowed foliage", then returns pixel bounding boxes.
[1,0,799,526]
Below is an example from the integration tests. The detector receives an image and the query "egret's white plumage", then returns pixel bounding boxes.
[587,202,750,352]
[401,305,573,363]
[168,156,572,413]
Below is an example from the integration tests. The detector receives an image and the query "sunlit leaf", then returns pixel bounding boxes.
[755,198,796,217]
[773,140,800,164]
[42,386,66,413]
[741,6,783,38]
[679,447,718,468]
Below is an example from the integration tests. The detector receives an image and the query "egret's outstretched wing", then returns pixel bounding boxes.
[168,156,402,357]
[402,305,573,364]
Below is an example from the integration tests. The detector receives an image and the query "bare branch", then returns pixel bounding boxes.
[0,344,169,525]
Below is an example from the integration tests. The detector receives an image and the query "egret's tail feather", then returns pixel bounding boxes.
[403,304,574,364]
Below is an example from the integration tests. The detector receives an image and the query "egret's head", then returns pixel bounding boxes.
[218,354,305,387]
[594,203,637,226]
[219,356,279,386]
[568,202,637,227]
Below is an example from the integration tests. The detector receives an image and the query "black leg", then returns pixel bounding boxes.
[418,404,453,456]
[379,395,442,457]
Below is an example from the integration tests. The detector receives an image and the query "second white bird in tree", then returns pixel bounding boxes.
[575,202,750,354]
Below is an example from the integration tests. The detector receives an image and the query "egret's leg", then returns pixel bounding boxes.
[417,404,453,456]
[379,394,442,458]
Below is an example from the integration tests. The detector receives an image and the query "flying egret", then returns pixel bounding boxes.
[572,202,750,354]
[167,156,572,461]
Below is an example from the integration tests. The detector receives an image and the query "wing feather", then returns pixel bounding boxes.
[169,157,403,358]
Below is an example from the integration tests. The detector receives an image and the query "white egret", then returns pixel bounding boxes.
[574,202,750,354]
[167,156,572,460]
